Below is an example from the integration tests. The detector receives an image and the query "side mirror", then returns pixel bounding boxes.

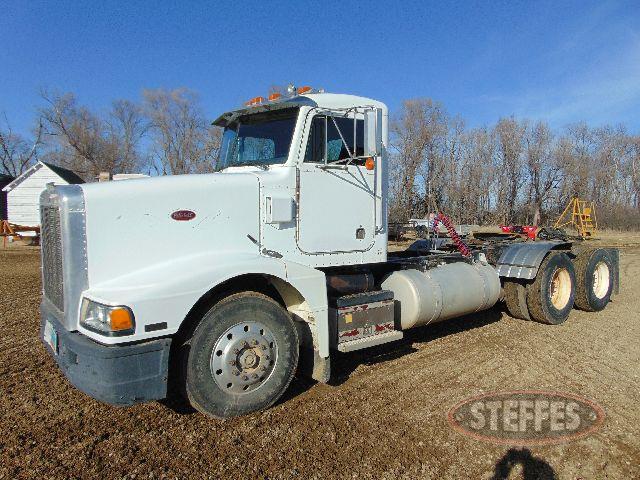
[364,108,383,157]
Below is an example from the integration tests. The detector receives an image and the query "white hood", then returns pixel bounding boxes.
[80,172,261,287]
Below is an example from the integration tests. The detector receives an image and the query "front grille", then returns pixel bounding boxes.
[41,205,64,311]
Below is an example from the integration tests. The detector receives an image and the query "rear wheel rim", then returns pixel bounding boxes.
[549,267,572,310]
[592,261,610,299]
[210,321,278,395]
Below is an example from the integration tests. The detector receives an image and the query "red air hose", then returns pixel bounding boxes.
[432,213,471,257]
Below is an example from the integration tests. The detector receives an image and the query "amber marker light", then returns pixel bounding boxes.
[268,92,282,101]
[297,86,312,94]
[365,157,375,170]
[109,307,135,332]
[244,96,265,106]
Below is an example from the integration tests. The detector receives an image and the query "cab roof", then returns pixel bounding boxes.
[212,92,386,127]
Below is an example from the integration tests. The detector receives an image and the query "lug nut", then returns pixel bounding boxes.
[252,339,259,346]
[243,341,249,348]
[261,345,267,351]
[252,374,258,379]
[261,366,267,372]
[233,348,239,354]
[233,371,240,376]
[228,360,236,366]
[242,375,249,381]
[264,355,270,360]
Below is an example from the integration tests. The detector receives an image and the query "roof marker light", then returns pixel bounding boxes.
[297,86,312,94]
[245,96,265,107]
[268,93,282,101]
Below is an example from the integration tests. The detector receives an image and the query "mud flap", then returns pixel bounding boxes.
[298,346,331,383]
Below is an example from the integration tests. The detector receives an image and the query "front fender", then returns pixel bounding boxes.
[80,252,328,353]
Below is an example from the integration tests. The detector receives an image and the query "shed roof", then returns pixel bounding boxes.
[42,162,85,184]
[2,161,84,192]
[0,174,15,189]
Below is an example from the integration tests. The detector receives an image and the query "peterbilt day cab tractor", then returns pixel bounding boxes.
[40,87,620,419]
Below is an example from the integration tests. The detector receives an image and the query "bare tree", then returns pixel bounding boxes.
[631,136,640,208]
[40,90,145,179]
[0,115,43,177]
[4,86,636,228]
[107,99,148,173]
[459,126,495,224]
[143,88,217,175]
[194,126,222,174]
[560,122,595,203]
[493,117,526,224]
[524,121,563,225]
[390,99,448,220]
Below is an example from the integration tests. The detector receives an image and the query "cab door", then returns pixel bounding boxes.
[296,112,377,254]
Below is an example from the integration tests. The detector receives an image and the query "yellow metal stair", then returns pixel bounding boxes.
[554,198,597,239]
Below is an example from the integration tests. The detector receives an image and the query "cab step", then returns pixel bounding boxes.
[337,330,403,352]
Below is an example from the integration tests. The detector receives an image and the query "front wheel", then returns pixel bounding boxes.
[185,292,299,419]
[526,252,576,325]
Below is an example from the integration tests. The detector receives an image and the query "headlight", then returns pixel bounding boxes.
[80,299,135,336]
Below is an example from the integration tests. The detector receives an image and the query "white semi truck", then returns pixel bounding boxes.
[40,87,619,418]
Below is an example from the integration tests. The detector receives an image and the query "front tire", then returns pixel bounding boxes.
[526,252,576,325]
[186,292,299,419]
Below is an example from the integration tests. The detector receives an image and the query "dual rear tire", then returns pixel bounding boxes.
[573,249,614,312]
[504,249,613,325]
[526,253,576,324]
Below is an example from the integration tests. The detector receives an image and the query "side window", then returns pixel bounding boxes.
[327,117,364,161]
[304,116,325,163]
[304,115,365,164]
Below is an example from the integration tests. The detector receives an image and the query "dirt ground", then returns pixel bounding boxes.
[1,233,639,479]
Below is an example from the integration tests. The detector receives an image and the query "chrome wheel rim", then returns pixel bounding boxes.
[550,268,572,310]
[210,321,278,394]
[592,261,610,299]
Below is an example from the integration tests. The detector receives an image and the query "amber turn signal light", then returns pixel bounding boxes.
[268,93,282,101]
[365,157,375,171]
[109,308,135,331]
[297,86,312,94]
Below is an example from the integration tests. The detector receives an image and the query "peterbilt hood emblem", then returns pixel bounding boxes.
[171,210,197,221]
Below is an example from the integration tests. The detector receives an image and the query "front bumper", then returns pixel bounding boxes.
[40,304,172,406]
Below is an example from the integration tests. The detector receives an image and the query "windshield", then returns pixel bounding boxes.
[216,107,298,171]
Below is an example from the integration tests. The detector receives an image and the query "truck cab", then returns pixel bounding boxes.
[39,87,619,418]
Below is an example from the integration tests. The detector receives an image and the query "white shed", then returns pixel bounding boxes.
[2,161,84,228]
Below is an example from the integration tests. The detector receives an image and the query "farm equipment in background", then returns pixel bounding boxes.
[555,198,598,239]
[500,225,538,240]
[388,222,408,241]
[1,220,40,247]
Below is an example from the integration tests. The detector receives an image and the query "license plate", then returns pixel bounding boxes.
[44,321,58,355]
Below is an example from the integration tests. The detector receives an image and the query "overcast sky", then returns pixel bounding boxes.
[1,0,639,135]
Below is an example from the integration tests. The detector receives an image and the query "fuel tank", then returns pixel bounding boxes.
[381,262,501,330]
